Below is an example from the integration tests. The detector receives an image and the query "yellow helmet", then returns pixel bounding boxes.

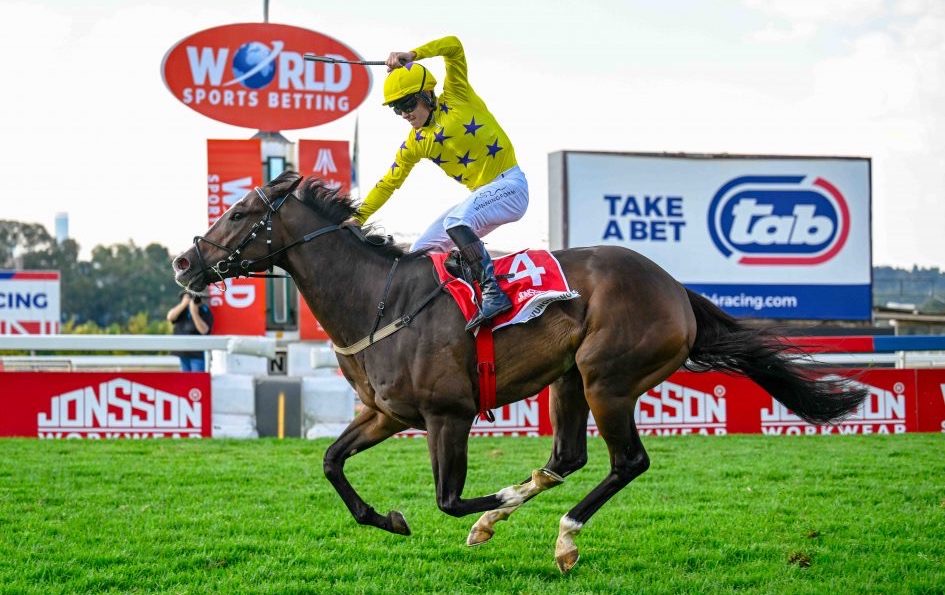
[382,62,437,105]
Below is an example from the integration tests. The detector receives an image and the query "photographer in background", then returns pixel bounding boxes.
[166,291,213,372]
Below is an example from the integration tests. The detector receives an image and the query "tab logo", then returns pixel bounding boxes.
[708,175,850,265]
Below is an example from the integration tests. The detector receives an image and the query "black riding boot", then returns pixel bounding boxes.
[447,225,513,331]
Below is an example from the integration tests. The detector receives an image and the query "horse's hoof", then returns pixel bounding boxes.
[387,510,411,536]
[555,547,580,573]
[535,468,565,489]
[466,525,495,546]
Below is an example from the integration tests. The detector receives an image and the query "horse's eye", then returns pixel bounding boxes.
[231,212,244,221]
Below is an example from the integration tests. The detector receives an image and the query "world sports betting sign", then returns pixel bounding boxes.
[548,152,872,320]
[162,23,372,130]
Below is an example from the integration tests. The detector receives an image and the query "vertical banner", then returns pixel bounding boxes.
[298,140,351,195]
[297,140,350,339]
[207,139,261,226]
[208,278,266,335]
[207,140,266,335]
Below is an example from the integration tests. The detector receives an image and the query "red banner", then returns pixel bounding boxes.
[298,295,329,341]
[296,140,350,339]
[207,139,266,335]
[584,369,921,436]
[208,278,267,335]
[395,369,940,438]
[298,140,351,195]
[0,372,211,438]
[208,139,261,226]
[916,370,945,433]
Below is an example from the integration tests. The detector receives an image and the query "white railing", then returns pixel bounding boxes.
[0,334,276,358]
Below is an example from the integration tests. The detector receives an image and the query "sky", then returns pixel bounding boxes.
[1,0,943,269]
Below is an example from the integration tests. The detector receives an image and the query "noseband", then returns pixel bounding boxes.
[190,186,342,285]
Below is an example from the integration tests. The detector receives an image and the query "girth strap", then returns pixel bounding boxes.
[333,281,447,356]
[475,324,497,422]
[369,258,400,344]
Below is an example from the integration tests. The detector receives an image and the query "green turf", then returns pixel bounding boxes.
[1,435,943,594]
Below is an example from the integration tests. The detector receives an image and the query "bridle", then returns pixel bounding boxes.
[189,184,343,286]
[187,180,447,356]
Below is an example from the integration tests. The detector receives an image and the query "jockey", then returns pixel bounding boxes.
[352,35,528,331]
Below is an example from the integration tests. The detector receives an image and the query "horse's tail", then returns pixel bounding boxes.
[684,289,867,425]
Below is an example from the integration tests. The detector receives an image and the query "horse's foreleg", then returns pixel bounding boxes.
[467,369,589,546]
[323,407,410,535]
[425,414,516,517]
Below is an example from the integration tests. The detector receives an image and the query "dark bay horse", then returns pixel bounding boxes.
[172,171,867,573]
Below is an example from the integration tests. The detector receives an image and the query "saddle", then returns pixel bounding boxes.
[430,249,579,332]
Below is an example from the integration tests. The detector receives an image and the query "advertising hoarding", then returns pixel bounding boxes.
[206,140,267,335]
[549,152,872,319]
[298,140,351,195]
[0,372,211,438]
[162,23,372,130]
[0,270,60,335]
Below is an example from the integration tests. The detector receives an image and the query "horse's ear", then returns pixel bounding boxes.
[287,175,303,193]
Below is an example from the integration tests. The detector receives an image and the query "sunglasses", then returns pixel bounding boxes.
[390,94,421,115]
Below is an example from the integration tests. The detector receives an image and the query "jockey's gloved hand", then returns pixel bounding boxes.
[386,51,416,72]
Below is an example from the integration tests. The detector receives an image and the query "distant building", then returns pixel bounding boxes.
[54,212,68,244]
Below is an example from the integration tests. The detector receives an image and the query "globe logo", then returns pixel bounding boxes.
[229,40,284,89]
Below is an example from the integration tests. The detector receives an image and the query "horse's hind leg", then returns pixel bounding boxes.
[467,368,590,546]
[553,388,650,573]
[324,407,411,535]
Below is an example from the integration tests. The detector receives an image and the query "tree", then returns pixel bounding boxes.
[0,220,56,267]
[10,220,182,327]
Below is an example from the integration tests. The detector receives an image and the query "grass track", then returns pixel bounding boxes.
[1,435,943,594]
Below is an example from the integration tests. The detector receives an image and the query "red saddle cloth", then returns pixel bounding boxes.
[429,249,580,331]
[430,249,581,422]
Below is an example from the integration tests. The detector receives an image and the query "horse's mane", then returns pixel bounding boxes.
[276,172,415,259]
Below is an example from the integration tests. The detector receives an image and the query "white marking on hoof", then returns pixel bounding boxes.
[555,515,584,573]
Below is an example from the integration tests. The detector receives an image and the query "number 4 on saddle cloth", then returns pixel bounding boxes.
[430,249,581,421]
[430,249,581,331]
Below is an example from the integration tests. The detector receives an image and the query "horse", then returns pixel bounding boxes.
[172,171,867,573]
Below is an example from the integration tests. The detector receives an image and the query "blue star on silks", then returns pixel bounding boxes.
[404,62,415,70]
[456,150,476,167]
[486,138,503,157]
[439,101,450,114]
[390,162,399,174]
[453,173,465,183]
[430,153,447,166]
[414,130,425,142]
[463,117,483,136]
[399,141,407,153]
[433,127,452,144]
